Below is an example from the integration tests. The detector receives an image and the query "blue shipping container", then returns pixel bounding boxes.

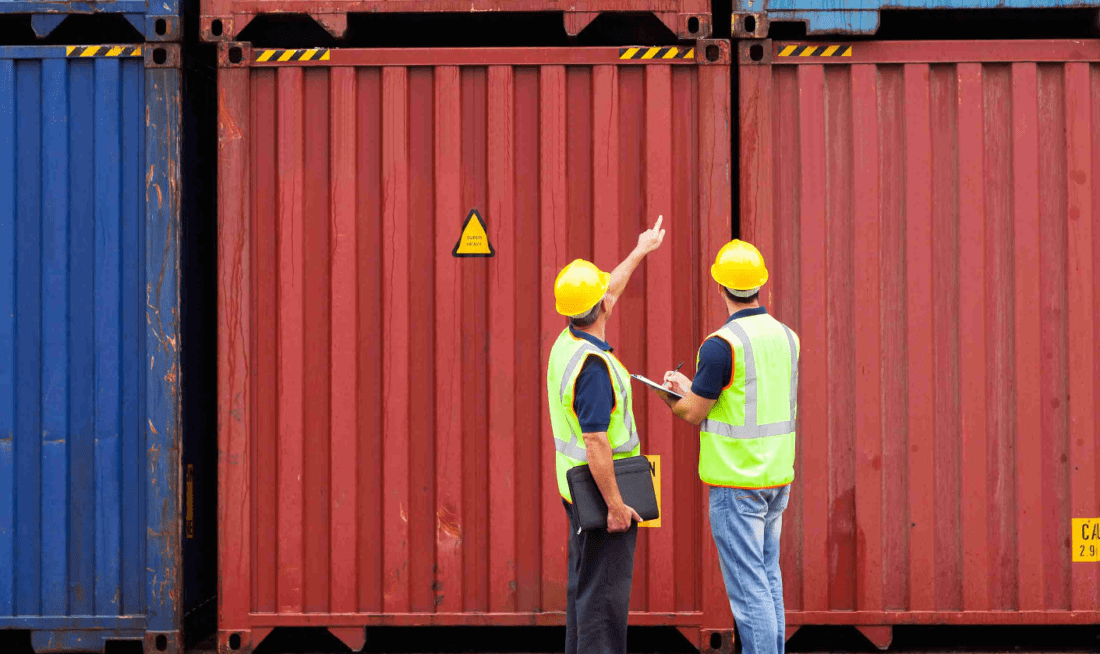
[0,44,193,654]
[733,0,1100,36]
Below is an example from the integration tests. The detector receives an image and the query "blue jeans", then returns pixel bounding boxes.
[709,484,791,654]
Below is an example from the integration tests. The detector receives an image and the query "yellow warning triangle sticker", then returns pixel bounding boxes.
[452,208,495,257]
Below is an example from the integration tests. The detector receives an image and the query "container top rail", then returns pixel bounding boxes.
[198,0,711,42]
[732,0,1100,38]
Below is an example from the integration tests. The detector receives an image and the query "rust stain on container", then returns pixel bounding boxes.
[216,44,730,653]
[218,102,242,142]
[436,506,462,545]
[739,39,1100,634]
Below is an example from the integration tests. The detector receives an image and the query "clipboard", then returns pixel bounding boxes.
[630,374,684,399]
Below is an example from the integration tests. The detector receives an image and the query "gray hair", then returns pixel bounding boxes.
[569,300,603,328]
[726,286,761,298]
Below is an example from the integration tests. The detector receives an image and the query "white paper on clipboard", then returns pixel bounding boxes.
[630,374,684,399]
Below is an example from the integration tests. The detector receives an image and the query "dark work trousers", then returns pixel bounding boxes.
[563,500,639,654]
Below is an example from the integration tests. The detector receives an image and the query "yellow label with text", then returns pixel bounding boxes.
[639,455,661,528]
[1073,518,1100,562]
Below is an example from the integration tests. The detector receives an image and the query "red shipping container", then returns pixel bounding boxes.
[739,39,1100,648]
[216,42,737,654]
[199,1,712,45]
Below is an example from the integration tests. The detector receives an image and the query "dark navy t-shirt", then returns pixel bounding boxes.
[568,325,616,433]
[691,306,769,400]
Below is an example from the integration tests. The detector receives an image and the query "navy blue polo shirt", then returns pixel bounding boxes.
[569,325,617,433]
[691,306,769,400]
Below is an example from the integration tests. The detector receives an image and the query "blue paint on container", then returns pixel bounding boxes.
[0,44,193,652]
[736,0,1100,34]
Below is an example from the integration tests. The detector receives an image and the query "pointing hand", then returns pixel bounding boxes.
[636,215,666,255]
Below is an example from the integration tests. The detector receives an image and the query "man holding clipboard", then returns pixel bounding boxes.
[652,240,799,654]
[546,217,665,654]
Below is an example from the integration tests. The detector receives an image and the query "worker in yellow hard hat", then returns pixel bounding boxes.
[659,239,800,654]
[546,216,665,654]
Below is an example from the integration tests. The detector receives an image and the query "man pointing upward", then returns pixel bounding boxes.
[546,216,665,654]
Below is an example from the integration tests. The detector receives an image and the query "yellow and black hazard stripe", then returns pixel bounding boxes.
[777,44,851,57]
[255,48,331,62]
[66,46,143,58]
[619,46,695,60]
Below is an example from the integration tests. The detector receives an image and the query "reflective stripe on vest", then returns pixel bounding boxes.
[699,320,799,440]
[553,341,640,462]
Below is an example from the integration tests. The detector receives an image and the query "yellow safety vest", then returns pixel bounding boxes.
[698,313,799,488]
[546,328,640,501]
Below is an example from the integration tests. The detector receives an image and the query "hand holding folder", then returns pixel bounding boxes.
[566,456,660,532]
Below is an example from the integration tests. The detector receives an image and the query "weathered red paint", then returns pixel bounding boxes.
[199,0,711,41]
[217,43,731,654]
[739,39,1100,640]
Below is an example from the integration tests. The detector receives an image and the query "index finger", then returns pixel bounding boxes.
[653,215,663,231]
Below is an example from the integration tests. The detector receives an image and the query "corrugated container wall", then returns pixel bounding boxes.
[216,42,732,654]
[731,0,1100,38]
[739,39,1100,646]
[0,44,215,654]
[199,1,711,43]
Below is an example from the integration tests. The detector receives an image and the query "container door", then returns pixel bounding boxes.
[217,41,731,654]
[739,38,1100,633]
[0,44,184,653]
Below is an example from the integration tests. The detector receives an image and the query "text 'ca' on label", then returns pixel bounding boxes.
[1073,518,1100,562]
[452,208,495,258]
[640,454,662,528]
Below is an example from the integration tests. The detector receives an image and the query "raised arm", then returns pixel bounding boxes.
[605,216,665,305]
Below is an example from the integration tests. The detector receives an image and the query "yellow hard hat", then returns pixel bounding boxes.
[711,240,768,290]
[554,259,611,316]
